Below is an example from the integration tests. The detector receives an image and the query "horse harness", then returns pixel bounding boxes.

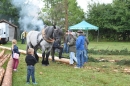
[34,29,54,49]
[42,29,54,43]
[33,32,43,49]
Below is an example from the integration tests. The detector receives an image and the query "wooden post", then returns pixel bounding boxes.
[2,57,13,86]
[0,67,5,85]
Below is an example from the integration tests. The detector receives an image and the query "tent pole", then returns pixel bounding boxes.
[97,29,99,42]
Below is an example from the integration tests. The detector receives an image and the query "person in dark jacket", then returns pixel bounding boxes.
[63,30,72,53]
[51,37,63,61]
[83,33,89,63]
[11,39,20,71]
[25,48,37,84]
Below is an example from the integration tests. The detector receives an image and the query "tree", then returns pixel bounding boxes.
[68,0,84,26]
[41,0,85,30]
[0,0,19,25]
[86,0,130,41]
[41,0,65,26]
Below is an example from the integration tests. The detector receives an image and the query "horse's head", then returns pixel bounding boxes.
[53,26,63,40]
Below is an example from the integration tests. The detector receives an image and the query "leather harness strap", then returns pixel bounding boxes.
[42,29,54,43]
[34,29,54,49]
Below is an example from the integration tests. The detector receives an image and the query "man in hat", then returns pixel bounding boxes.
[75,30,85,68]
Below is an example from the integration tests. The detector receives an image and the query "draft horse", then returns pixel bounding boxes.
[26,26,63,66]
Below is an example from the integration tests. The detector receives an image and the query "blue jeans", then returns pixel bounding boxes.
[76,50,84,68]
[63,43,69,53]
[27,66,35,83]
[69,52,77,64]
[83,49,88,63]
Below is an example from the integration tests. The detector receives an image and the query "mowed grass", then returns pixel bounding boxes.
[1,41,130,86]
[89,42,130,51]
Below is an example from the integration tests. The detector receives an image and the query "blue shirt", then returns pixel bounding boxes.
[76,35,85,50]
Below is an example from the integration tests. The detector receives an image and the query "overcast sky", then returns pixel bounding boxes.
[76,0,113,12]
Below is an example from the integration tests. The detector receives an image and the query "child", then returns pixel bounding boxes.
[25,48,37,84]
[11,39,20,71]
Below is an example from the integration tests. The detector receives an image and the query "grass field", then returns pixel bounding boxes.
[89,42,130,51]
[1,41,130,86]
[2,41,130,51]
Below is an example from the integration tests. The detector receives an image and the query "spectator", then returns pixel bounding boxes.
[63,30,72,53]
[83,33,89,63]
[75,30,85,68]
[67,32,77,65]
[51,37,63,61]
[25,48,37,84]
[21,31,27,44]
[11,39,20,71]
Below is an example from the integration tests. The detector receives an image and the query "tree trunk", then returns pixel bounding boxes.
[65,0,68,31]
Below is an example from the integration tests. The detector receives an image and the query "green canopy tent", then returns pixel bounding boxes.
[69,20,99,42]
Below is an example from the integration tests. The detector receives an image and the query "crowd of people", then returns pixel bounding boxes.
[51,29,89,68]
[63,30,89,68]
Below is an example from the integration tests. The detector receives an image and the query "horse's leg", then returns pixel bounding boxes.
[42,51,46,65]
[34,49,39,62]
[26,45,29,54]
[51,47,55,61]
[45,51,50,66]
[58,46,63,59]
[33,47,39,62]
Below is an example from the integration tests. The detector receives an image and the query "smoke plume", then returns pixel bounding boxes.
[11,0,44,31]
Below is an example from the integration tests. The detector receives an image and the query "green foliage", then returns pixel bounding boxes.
[41,0,84,27]
[67,0,84,26]
[87,0,130,41]
[0,0,19,25]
